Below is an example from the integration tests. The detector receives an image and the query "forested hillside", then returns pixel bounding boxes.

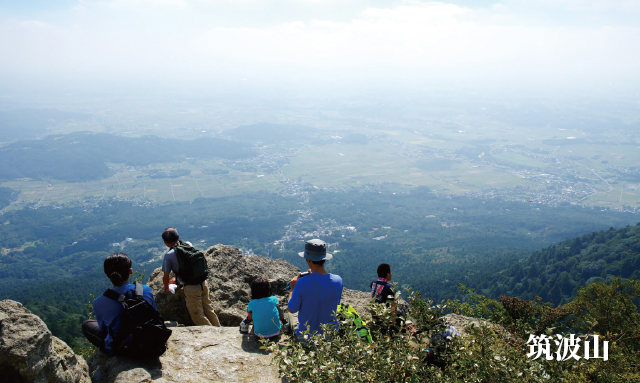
[475,223,640,305]
[269,188,639,300]
[0,188,637,350]
[0,131,254,182]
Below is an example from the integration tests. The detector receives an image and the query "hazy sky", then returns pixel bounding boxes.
[1,0,639,96]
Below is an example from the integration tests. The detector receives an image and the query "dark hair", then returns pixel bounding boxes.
[311,259,326,267]
[377,263,391,278]
[251,278,272,300]
[104,252,132,286]
[162,227,179,244]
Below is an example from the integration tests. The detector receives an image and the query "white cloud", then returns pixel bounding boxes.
[0,1,638,90]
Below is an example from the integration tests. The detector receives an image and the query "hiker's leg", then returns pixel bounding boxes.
[82,320,105,349]
[286,311,298,335]
[184,284,213,326]
[201,280,221,327]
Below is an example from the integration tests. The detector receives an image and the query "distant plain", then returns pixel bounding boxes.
[0,96,638,210]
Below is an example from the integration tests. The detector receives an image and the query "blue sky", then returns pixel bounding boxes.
[1,1,639,93]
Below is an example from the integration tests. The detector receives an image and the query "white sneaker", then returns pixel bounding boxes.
[240,320,249,333]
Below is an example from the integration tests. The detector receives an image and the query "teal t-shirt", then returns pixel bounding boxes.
[248,296,281,337]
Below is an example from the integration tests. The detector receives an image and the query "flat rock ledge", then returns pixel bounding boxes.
[89,326,285,383]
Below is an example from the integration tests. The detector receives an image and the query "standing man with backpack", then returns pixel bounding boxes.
[162,227,221,326]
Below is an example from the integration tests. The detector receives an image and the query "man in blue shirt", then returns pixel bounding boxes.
[288,239,343,340]
[82,253,158,354]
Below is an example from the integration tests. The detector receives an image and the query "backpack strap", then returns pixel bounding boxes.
[104,283,142,302]
[133,281,144,297]
[103,289,126,302]
[172,243,186,281]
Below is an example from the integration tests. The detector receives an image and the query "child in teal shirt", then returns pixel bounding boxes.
[242,278,281,338]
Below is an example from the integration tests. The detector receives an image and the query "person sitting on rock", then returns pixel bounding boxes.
[287,239,343,341]
[240,278,281,339]
[371,263,395,307]
[161,227,221,326]
[370,263,401,337]
[82,252,158,354]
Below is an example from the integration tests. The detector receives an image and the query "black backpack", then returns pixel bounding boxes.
[371,279,394,304]
[103,282,172,358]
[173,241,209,285]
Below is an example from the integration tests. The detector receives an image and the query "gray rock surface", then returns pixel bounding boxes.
[149,244,371,326]
[442,313,519,343]
[88,326,284,383]
[0,299,90,383]
[442,313,485,337]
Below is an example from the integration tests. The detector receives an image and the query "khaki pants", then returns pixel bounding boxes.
[183,280,221,326]
[286,311,299,337]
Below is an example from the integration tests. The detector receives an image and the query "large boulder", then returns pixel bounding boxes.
[88,326,282,383]
[150,244,371,326]
[0,300,90,383]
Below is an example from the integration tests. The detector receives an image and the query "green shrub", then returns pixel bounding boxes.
[565,277,640,382]
[267,281,640,382]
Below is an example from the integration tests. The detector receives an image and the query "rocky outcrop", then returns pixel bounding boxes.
[0,300,90,383]
[149,244,371,326]
[88,326,283,383]
[442,313,485,337]
[0,245,375,383]
[443,313,522,345]
[91,243,372,383]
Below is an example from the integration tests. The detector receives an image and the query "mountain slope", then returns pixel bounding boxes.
[481,223,640,305]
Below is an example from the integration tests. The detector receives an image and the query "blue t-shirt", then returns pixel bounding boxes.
[288,272,343,339]
[93,282,158,354]
[248,296,281,337]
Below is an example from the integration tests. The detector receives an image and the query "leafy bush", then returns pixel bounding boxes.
[498,295,571,337]
[565,277,640,382]
[266,280,640,382]
[264,292,442,382]
[266,292,567,382]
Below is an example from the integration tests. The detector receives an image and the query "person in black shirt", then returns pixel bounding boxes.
[369,263,401,337]
[370,263,395,306]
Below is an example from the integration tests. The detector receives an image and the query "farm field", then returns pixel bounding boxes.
[1,161,281,207]
[1,112,639,211]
